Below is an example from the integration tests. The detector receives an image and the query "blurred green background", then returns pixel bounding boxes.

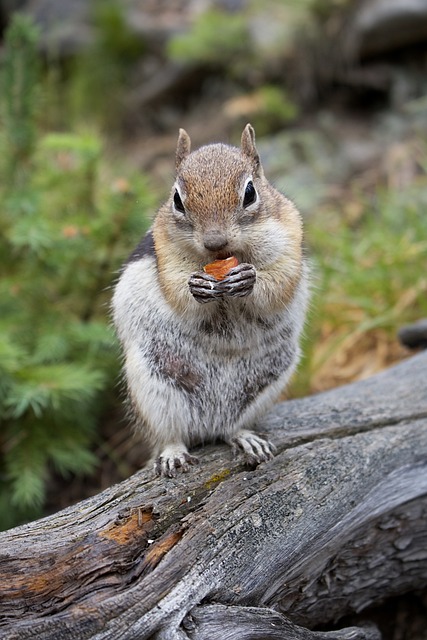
[1,0,427,531]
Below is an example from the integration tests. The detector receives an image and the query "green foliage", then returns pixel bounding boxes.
[258,86,297,121]
[291,176,427,397]
[0,15,154,530]
[249,85,298,135]
[67,0,145,129]
[308,0,351,22]
[0,14,40,188]
[167,3,302,133]
[313,183,427,326]
[168,9,251,68]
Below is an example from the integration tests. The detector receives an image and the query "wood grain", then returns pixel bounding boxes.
[1,352,426,640]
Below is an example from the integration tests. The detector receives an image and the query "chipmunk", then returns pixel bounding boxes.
[112,124,309,477]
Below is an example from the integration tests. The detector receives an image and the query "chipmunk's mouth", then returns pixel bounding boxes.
[214,250,233,260]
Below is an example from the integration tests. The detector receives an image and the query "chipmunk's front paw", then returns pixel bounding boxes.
[227,429,276,467]
[155,445,199,478]
[189,264,256,303]
[188,271,223,304]
[219,263,256,298]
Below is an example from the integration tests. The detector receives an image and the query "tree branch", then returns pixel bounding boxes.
[1,352,427,640]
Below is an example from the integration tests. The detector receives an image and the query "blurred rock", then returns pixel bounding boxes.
[5,0,93,55]
[3,0,248,55]
[295,0,427,107]
[3,0,251,128]
[345,0,427,59]
[398,320,427,350]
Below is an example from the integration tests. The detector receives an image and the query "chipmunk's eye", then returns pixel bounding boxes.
[173,189,185,214]
[243,180,257,208]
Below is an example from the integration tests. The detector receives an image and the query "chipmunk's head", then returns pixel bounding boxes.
[168,124,272,263]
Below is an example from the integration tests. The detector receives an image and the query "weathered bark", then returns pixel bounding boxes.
[1,352,427,640]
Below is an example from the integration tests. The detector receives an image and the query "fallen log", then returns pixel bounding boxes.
[1,352,427,640]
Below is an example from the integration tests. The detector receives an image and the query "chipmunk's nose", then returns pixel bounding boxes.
[203,230,228,252]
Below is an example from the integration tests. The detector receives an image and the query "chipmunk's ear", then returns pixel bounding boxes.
[176,128,191,170]
[241,123,263,177]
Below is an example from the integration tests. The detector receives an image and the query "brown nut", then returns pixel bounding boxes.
[203,256,239,281]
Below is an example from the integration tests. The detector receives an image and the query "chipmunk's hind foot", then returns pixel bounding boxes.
[227,429,276,467]
[155,445,199,478]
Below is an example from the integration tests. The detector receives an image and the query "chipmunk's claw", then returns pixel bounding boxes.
[155,447,199,478]
[227,429,276,467]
